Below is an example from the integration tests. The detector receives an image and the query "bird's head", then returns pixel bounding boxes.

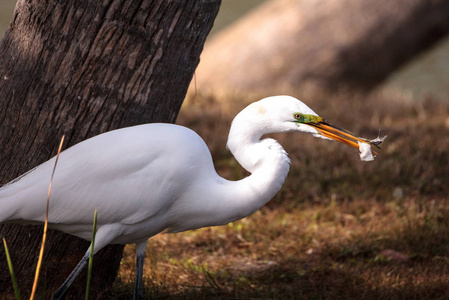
[230,95,381,152]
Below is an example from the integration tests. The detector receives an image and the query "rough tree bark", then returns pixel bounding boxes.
[0,0,221,298]
[195,0,449,94]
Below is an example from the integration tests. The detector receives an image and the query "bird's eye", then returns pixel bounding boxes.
[293,112,302,120]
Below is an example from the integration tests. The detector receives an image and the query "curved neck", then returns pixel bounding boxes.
[224,119,291,217]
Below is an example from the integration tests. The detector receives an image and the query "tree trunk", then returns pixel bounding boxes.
[195,0,449,94]
[0,0,220,298]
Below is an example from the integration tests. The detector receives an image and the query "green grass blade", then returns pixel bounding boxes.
[85,207,98,300]
[3,238,21,300]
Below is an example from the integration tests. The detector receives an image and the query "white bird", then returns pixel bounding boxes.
[0,96,381,299]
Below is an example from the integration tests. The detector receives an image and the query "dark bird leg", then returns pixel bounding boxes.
[52,250,90,300]
[133,240,148,300]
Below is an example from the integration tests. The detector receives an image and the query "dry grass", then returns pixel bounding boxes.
[111,91,449,299]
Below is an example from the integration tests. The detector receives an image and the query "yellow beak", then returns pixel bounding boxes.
[309,121,382,156]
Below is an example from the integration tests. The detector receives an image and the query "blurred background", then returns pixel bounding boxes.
[201,0,449,101]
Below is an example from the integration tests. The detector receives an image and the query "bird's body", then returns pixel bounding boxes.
[0,96,382,299]
[1,122,289,245]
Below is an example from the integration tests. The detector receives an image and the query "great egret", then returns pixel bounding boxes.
[0,96,382,299]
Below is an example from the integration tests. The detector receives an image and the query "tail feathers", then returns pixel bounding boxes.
[1,179,21,223]
[0,173,48,224]
[0,188,22,223]
[0,186,32,224]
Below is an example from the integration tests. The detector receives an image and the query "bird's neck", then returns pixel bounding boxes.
[225,121,291,217]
